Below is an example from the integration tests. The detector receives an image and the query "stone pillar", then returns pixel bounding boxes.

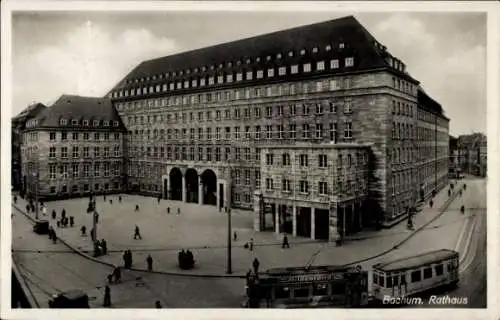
[292,206,297,237]
[198,176,203,205]
[253,191,263,232]
[311,207,316,240]
[329,199,340,243]
[181,175,186,202]
[216,179,221,211]
[274,205,280,234]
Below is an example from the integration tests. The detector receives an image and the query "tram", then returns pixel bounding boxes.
[245,265,369,308]
[371,249,459,303]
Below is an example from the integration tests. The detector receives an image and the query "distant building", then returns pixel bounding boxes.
[20,95,126,200]
[457,133,486,177]
[107,15,449,237]
[12,103,47,191]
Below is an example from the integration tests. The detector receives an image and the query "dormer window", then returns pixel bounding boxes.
[210,65,215,70]
[173,72,177,76]
[179,70,183,75]
[202,66,207,71]
[186,69,191,74]
[246,59,251,64]
[159,74,163,79]
[276,53,282,59]
[312,47,318,53]
[228,62,232,67]
[288,51,294,57]
[93,120,99,126]
[113,121,119,127]
[134,79,138,83]
[60,118,67,125]
[103,121,110,126]
[152,75,156,80]
[300,49,306,55]
[345,57,354,67]
[83,120,89,126]
[326,45,332,51]
[146,76,150,81]
[194,68,199,72]
[256,57,261,62]
[218,64,223,69]
[165,73,169,78]
[72,119,79,125]
[339,43,345,49]
[266,56,271,61]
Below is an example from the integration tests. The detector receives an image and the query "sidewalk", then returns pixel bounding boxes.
[12,181,464,277]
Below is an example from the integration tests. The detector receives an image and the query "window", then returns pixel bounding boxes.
[319,154,328,168]
[246,71,253,80]
[303,63,311,73]
[282,153,290,166]
[61,132,67,141]
[411,270,421,283]
[72,164,79,177]
[61,147,68,158]
[299,180,309,193]
[83,147,90,158]
[282,179,291,192]
[257,70,263,79]
[302,124,310,139]
[319,181,328,195]
[267,69,274,77]
[291,65,299,74]
[49,164,56,179]
[317,61,325,71]
[345,57,354,67]
[279,67,286,76]
[344,99,352,114]
[50,132,56,140]
[255,171,261,187]
[94,132,100,141]
[265,178,274,191]
[423,267,432,279]
[315,123,323,139]
[266,153,274,165]
[266,125,272,139]
[72,147,79,158]
[435,264,444,276]
[299,154,308,167]
[49,147,56,158]
[330,59,339,69]
[289,124,296,139]
[344,122,353,139]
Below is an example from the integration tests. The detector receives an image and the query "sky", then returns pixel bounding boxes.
[11,11,486,136]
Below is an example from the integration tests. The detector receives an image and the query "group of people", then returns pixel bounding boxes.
[178,249,195,269]
[123,249,134,268]
[94,239,108,257]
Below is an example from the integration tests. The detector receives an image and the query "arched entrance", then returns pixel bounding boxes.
[201,169,217,206]
[185,168,199,203]
[169,167,183,201]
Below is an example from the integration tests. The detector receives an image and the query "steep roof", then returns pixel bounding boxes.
[111,15,417,92]
[33,95,123,129]
[12,103,47,124]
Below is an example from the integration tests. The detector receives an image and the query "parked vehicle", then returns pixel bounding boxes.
[48,290,90,308]
[371,249,459,303]
[33,220,49,235]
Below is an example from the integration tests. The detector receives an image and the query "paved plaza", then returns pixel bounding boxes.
[14,179,476,278]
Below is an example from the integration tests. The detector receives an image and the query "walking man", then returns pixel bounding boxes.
[113,266,121,283]
[157,196,161,204]
[177,208,181,215]
[249,238,254,251]
[282,234,290,249]
[233,231,238,241]
[134,225,142,240]
[135,204,140,212]
[147,254,153,271]
[167,207,170,214]
[252,257,260,274]
[119,195,122,203]
[103,285,111,307]
[155,300,162,308]
[430,199,434,208]
[51,209,56,220]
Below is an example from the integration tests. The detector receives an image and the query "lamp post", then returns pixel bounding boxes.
[32,170,39,221]
[226,202,232,274]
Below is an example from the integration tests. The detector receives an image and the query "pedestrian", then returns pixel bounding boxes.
[26,204,30,213]
[95,213,99,224]
[61,209,66,219]
[13,195,17,204]
[64,217,69,228]
[157,196,161,204]
[101,239,108,255]
[104,194,106,201]
[155,300,162,308]
[56,221,61,228]
[177,208,180,215]
[70,216,74,227]
[128,250,133,267]
[146,254,153,271]
[42,205,47,216]
[51,209,56,220]
[167,207,170,214]
[249,238,254,251]
[109,199,112,205]
[282,235,290,249]
[135,204,139,212]
[430,199,434,208]
[52,230,57,244]
[119,195,122,203]
[103,285,111,307]
[252,257,260,274]
[122,251,128,268]
[233,231,238,241]
[133,225,142,240]
[90,228,95,241]
[107,273,113,284]
[48,226,54,240]
[113,266,122,283]
[448,189,451,197]
[81,225,87,236]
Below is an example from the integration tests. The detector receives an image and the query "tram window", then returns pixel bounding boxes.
[423,267,432,279]
[386,276,393,288]
[331,283,346,295]
[379,276,385,287]
[373,274,378,284]
[393,276,399,286]
[400,274,406,284]
[435,264,444,276]
[275,287,291,299]
[313,283,328,296]
[411,270,421,283]
[447,263,451,272]
[294,287,310,298]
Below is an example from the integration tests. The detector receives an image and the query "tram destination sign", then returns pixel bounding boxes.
[278,271,345,283]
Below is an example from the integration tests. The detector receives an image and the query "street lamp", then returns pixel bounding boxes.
[32,170,39,220]
[226,202,232,274]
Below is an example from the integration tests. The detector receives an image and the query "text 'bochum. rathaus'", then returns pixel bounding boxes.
[18,16,449,244]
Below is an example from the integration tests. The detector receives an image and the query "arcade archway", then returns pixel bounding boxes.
[185,168,199,203]
[201,169,217,206]
[169,167,183,201]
